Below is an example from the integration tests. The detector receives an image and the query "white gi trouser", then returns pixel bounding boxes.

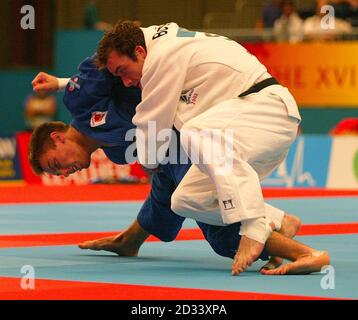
[171,84,300,244]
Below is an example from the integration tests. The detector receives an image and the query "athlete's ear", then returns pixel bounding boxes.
[50,131,65,144]
[135,45,147,59]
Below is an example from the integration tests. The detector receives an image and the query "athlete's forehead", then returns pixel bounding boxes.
[106,51,132,74]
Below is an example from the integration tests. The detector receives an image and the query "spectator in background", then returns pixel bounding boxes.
[349,0,358,26]
[273,0,303,42]
[330,118,358,135]
[262,0,283,28]
[333,0,353,18]
[303,0,352,40]
[84,1,112,31]
[332,0,358,27]
[24,91,57,131]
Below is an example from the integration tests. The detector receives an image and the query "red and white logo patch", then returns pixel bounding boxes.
[90,111,108,127]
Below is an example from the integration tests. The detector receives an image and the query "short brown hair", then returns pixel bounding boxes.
[28,121,69,175]
[95,20,146,69]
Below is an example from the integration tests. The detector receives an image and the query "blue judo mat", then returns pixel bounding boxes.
[0,197,357,299]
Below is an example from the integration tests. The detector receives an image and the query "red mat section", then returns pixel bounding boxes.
[263,188,358,198]
[0,277,340,300]
[0,185,151,203]
[1,185,358,204]
[1,223,357,249]
[0,229,204,248]
[298,223,358,236]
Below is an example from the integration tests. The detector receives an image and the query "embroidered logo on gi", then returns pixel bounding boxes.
[68,77,81,92]
[90,111,108,127]
[222,199,235,210]
[180,89,198,105]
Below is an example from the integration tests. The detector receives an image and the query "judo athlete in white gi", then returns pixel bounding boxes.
[94,21,301,275]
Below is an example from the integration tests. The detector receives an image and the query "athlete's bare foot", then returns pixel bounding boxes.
[280,214,302,238]
[261,251,330,275]
[232,236,264,276]
[261,213,301,271]
[79,233,139,257]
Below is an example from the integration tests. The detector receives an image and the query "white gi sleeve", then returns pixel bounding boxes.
[58,78,70,92]
[133,51,189,169]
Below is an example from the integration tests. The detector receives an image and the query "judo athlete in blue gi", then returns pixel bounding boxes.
[29,57,329,275]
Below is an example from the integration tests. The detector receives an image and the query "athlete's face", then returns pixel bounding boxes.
[106,47,146,88]
[39,132,91,177]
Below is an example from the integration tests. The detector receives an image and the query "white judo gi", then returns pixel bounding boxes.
[133,23,301,244]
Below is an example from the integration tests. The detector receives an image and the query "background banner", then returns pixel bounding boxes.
[327,137,358,188]
[0,135,22,182]
[262,136,332,188]
[12,132,358,189]
[245,42,358,107]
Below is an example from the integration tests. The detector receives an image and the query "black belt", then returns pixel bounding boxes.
[239,77,279,98]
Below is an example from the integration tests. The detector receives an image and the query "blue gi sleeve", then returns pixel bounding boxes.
[137,170,185,242]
